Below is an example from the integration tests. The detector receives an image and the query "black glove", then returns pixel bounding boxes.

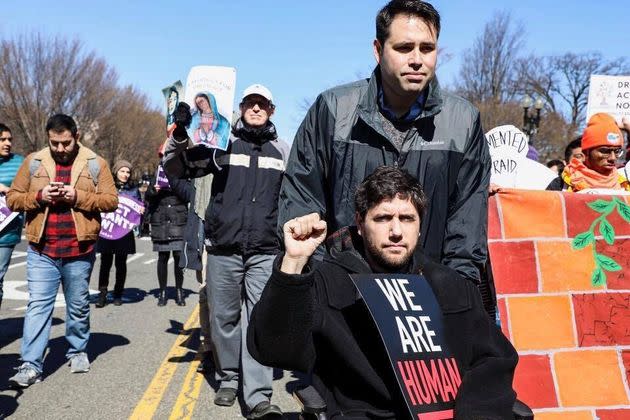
[172,102,192,141]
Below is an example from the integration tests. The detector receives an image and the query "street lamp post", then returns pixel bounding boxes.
[520,94,544,146]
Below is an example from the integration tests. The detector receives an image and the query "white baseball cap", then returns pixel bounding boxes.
[242,84,273,103]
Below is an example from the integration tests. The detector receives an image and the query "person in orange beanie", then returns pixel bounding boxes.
[554,113,628,192]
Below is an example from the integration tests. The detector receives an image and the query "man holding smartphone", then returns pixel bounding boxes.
[6,114,117,387]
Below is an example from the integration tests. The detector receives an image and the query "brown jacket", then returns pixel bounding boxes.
[7,144,118,244]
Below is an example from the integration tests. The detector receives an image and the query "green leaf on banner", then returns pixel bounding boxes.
[588,200,615,213]
[591,267,606,286]
[617,200,630,223]
[572,231,594,250]
[596,254,622,271]
[599,219,615,245]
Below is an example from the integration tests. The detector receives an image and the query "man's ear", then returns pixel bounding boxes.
[74,131,81,142]
[373,39,382,65]
[355,212,363,237]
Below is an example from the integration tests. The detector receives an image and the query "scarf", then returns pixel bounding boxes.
[562,158,622,192]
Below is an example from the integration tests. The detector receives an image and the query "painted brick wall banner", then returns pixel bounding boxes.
[489,189,630,419]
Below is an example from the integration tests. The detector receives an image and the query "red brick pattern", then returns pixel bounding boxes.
[489,242,538,294]
[489,190,630,416]
[512,355,558,409]
[573,293,630,347]
[596,409,630,420]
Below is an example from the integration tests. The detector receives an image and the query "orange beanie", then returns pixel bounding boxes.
[581,113,623,151]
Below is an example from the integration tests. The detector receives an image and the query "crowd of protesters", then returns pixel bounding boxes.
[1,1,630,419]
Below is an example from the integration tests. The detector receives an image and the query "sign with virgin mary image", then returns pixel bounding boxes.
[185,66,236,151]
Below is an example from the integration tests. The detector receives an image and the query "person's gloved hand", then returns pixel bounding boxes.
[172,102,192,141]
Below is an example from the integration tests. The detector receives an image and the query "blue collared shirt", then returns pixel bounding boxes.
[378,87,426,123]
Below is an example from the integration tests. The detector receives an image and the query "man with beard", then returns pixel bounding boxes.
[248,166,518,419]
[7,114,117,387]
[278,0,490,284]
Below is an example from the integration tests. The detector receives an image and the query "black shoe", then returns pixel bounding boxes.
[175,288,186,306]
[247,401,283,419]
[113,297,122,306]
[95,291,107,308]
[214,387,237,407]
[157,290,167,307]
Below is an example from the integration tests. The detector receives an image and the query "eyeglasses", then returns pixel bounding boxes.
[595,147,624,158]
[0,137,12,141]
[241,98,274,109]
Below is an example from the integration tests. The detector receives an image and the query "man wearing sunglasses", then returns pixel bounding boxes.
[549,113,629,192]
[164,84,288,419]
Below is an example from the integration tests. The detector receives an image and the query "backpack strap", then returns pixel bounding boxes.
[87,158,100,187]
[29,156,100,187]
[29,158,42,177]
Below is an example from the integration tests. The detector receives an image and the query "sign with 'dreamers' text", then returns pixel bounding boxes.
[99,196,144,240]
[350,274,460,420]
[185,66,236,151]
[587,74,630,123]
[485,125,557,190]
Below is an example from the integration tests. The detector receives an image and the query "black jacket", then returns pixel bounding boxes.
[278,69,490,282]
[145,173,193,243]
[248,227,517,420]
[163,119,290,256]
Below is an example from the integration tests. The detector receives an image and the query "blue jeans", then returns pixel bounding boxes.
[0,245,15,304]
[21,247,95,373]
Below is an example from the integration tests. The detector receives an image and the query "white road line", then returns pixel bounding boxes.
[126,253,145,263]
[143,258,157,265]
[168,257,173,265]
[11,251,27,259]
[8,261,27,269]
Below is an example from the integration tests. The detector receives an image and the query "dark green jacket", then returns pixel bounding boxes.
[278,70,491,281]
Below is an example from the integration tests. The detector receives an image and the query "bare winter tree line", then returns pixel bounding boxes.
[0,33,164,176]
[456,12,629,162]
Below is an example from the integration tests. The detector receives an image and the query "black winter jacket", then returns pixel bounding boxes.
[278,69,490,282]
[145,173,193,243]
[248,227,517,420]
[163,120,290,256]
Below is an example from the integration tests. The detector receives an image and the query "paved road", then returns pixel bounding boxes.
[0,238,301,419]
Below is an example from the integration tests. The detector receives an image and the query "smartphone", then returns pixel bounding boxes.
[49,181,64,187]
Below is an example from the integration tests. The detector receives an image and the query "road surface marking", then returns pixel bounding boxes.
[168,357,204,420]
[143,258,157,265]
[129,305,199,420]
[126,253,145,263]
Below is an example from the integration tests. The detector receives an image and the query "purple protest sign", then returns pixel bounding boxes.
[155,164,170,189]
[99,195,144,240]
[0,194,18,232]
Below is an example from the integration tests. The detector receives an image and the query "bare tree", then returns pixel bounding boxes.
[0,32,165,179]
[93,85,164,172]
[457,11,525,103]
[0,33,119,153]
[516,52,629,130]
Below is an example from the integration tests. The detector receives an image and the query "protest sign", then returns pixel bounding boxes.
[162,81,185,137]
[99,195,144,240]
[486,125,557,189]
[586,74,630,123]
[350,274,460,420]
[0,195,18,232]
[155,164,170,189]
[185,66,236,151]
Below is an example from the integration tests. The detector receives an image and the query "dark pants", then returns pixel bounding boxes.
[98,253,128,298]
[157,250,183,289]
